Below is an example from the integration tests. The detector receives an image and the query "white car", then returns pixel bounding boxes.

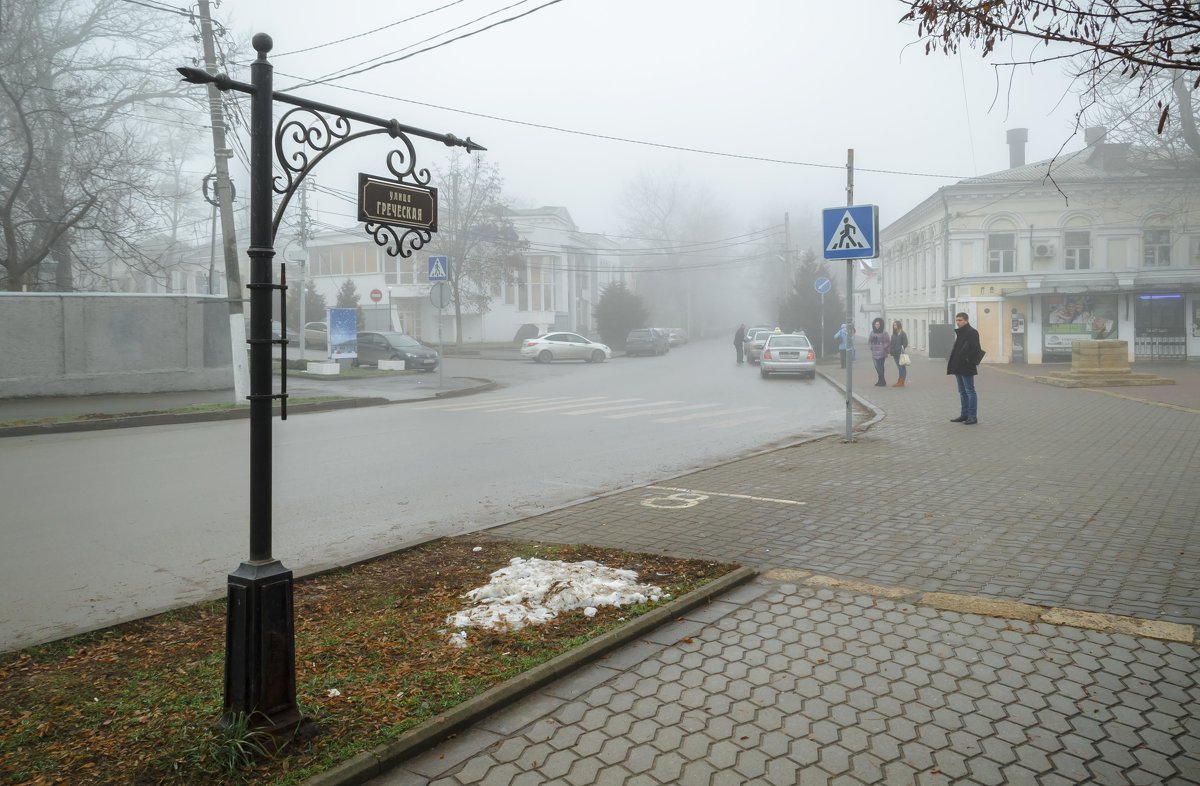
[521,332,612,364]
[760,333,817,379]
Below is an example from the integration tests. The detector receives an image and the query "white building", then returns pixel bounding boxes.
[303,206,627,343]
[880,128,1200,363]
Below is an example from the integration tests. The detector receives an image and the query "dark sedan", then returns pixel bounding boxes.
[354,331,439,371]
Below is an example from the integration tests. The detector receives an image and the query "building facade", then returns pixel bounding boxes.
[880,128,1200,364]
[303,206,626,344]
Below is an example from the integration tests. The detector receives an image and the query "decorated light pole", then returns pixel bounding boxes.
[178,33,483,732]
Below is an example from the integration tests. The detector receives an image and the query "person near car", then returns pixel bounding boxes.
[734,324,746,364]
[947,312,983,425]
[889,320,909,388]
[834,323,854,368]
[868,317,890,387]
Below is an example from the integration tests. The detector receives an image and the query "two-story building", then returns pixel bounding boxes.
[880,127,1200,364]
[304,206,628,343]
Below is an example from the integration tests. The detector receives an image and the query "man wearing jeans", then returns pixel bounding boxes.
[946,312,983,425]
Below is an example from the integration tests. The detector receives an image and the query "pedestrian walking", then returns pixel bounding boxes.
[889,320,909,387]
[834,323,853,368]
[734,324,746,364]
[947,312,984,424]
[868,317,890,386]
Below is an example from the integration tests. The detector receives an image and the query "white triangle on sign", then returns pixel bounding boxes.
[826,211,869,251]
[430,259,447,279]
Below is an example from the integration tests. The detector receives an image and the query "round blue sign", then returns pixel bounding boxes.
[814,277,832,294]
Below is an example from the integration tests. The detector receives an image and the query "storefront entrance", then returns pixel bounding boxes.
[1135,294,1186,360]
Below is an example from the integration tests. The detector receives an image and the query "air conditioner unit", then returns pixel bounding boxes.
[1034,242,1056,258]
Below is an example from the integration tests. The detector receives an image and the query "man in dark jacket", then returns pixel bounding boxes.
[734,324,746,364]
[946,312,983,424]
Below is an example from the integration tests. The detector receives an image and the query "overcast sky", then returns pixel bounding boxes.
[219,0,1088,249]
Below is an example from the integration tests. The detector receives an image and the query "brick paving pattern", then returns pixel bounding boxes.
[367,359,1200,785]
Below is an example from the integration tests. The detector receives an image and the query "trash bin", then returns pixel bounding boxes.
[928,323,956,359]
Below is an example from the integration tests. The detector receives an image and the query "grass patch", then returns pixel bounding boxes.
[0,536,736,785]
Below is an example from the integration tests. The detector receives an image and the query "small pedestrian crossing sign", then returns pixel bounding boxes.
[428,255,449,281]
[822,205,879,260]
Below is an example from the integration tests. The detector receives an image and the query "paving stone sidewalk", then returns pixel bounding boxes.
[364,361,1200,785]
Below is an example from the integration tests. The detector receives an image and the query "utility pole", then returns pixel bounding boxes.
[198,0,249,402]
[296,178,312,355]
[783,212,792,297]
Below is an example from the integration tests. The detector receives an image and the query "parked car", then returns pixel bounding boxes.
[354,331,439,371]
[741,325,771,361]
[625,328,670,356]
[760,333,816,379]
[304,321,328,349]
[520,332,611,363]
[668,328,689,347]
[745,328,776,364]
[245,318,299,344]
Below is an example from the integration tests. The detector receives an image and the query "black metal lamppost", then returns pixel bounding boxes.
[178,32,483,732]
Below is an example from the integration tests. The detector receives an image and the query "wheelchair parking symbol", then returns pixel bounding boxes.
[641,491,709,509]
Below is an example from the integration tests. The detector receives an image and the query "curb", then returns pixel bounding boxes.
[299,565,758,786]
[0,379,497,439]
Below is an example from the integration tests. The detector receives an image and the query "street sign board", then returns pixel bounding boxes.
[430,282,452,309]
[814,276,832,294]
[428,255,449,281]
[357,173,437,231]
[369,288,382,303]
[822,205,879,260]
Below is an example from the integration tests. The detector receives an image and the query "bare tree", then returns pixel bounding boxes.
[0,0,197,291]
[1081,69,1200,161]
[619,168,737,336]
[428,151,525,343]
[900,1,1200,131]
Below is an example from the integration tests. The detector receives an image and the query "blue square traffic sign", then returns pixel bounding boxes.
[822,205,879,260]
[427,255,449,281]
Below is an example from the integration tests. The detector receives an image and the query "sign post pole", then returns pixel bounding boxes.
[821,151,879,443]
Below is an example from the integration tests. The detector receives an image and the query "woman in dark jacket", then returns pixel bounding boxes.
[889,320,909,388]
[867,317,890,386]
[946,312,983,424]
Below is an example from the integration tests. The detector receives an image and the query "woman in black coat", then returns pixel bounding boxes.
[946,312,983,424]
[889,320,909,387]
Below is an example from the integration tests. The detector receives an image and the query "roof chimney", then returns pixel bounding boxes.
[1084,126,1108,146]
[1006,128,1028,168]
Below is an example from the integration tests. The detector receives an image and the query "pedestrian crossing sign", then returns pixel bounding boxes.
[822,205,879,260]
[428,255,449,281]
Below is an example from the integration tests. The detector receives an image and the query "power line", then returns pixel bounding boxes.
[116,0,192,17]
[288,0,569,89]
[270,0,471,59]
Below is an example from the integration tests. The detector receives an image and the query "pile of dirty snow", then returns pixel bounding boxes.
[446,557,666,632]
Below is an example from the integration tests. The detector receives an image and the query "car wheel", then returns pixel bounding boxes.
[537,350,553,364]
[590,349,606,363]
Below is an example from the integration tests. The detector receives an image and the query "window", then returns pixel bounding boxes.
[529,259,554,311]
[987,233,1016,273]
[1064,230,1091,270]
[1143,229,1171,266]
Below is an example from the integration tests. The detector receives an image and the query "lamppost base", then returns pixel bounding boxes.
[223,559,303,736]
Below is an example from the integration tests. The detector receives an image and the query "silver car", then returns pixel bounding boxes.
[760,333,816,379]
[745,328,775,364]
[521,332,612,364]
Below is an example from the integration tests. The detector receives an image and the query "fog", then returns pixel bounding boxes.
[219,0,1087,249]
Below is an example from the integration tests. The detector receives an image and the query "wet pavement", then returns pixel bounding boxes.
[3,350,1199,785]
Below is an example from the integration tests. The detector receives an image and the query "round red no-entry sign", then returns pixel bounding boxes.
[370,289,383,303]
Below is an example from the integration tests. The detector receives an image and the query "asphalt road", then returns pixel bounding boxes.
[0,339,847,651]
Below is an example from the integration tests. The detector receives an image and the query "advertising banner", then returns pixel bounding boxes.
[1041,294,1118,359]
[328,308,358,360]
